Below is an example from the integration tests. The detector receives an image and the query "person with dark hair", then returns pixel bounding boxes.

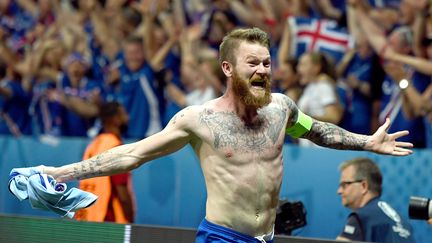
[336,157,415,242]
[75,101,135,223]
[13,27,413,242]
[107,1,179,139]
[109,35,166,139]
[274,58,301,102]
[296,51,343,146]
[48,52,103,137]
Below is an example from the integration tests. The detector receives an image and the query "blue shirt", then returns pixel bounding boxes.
[0,2,35,53]
[88,36,110,84]
[340,197,415,243]
[339,53,377,134]
[112,61,164,139]
[59,75,103,137]
[0,79,31,135]
[380,71,429,147]
[29,79,62,136]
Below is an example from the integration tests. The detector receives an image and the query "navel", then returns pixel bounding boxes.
[225,151,233,158]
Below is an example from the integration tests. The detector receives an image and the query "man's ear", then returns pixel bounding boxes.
[361,180,369,194]
[221,61,233,78]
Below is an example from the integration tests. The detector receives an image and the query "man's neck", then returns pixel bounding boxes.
[359,193,379,208]
[222,91,260,124]
[103,125,121,138]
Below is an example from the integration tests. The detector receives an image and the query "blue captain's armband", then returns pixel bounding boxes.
[286,110,313,138]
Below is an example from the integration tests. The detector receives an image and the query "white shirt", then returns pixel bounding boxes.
[297,80,339,147]
[186,86,217,106]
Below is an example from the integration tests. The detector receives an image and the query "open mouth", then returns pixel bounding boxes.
[250,80,266,88]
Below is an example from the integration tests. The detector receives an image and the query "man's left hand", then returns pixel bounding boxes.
[365,118,413,156]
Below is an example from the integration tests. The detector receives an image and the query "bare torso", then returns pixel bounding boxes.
[188,93,291,237]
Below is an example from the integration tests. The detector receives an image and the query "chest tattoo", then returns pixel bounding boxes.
[199,107,286,151]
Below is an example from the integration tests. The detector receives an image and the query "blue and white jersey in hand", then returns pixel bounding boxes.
[8,167,98,218]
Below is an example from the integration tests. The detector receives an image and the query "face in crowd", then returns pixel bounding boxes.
[337,158,382,210]
[297,52,325,86]
[337,165,366,210]
[124,39,145,72]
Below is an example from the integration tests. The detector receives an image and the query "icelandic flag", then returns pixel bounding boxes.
[288,16,352,63]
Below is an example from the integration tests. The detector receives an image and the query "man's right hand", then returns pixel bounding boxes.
[10,166,45,178]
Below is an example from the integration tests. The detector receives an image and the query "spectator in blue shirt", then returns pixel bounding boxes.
[336,157,415,243]
[47,52,102,137]
[108,11,178,139]
[0,61,31,136]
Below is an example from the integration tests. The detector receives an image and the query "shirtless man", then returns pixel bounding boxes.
[36,28,411,242]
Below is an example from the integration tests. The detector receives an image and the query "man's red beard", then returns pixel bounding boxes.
[232,70,272,108]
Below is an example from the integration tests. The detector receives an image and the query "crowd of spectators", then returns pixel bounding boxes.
[0,0,430,148]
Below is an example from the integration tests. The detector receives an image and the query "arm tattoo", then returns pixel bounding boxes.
[68,151,144,181]
[282,95,299,127]
[303,120,368,150]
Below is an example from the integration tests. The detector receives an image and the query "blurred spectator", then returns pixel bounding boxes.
[0,0,35,54]
[310,0,346,26]
[0,0,428,145]
[201,0,238,50]
[109,35,170,139]
[47,52,102,137]
[273,58,301,102]
[336,39,385,135]
[273,57,301,144]
[351,0,429,148]
[296,52,342,123]
[273,0,318,19]
[75,101,135,223]
[26,39,66,136]
[377,0,432,148]
[165,59,218,109]
[105,1,180,139]
[0,59,31,136]
[165,24,220,111]
[296,51,343,146]
[15,0,58,27]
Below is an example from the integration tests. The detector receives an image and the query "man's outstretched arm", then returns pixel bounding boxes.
[43,108,195,182]
[283,94,413,156]
[302,118,413,156]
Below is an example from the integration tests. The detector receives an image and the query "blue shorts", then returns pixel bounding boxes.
[195,218,274,243]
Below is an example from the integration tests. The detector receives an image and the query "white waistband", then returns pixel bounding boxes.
[254,226,274,243]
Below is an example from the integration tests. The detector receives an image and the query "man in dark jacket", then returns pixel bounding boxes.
[336,157,415,242]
